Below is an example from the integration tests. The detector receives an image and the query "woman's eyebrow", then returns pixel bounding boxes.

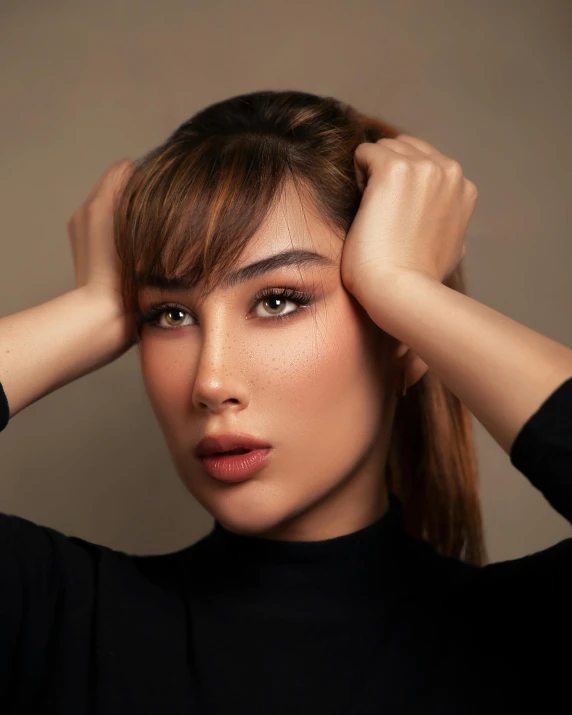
[139,249,337,291]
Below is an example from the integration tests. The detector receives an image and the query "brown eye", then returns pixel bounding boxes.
[138,304,192,330]
[255,295,295,318]
[162,308,189,327]
[251,288,312,322]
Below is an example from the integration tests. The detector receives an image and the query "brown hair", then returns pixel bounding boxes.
[114,89,487,566]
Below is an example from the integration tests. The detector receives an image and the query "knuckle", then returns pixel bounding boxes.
[106,164,126,183]
[86,199,100,219]
[355,142,374,159]
[444,158,463,177]
[420,158,438,172]
[416,158,439,179]
[467,180,478,198]
[390,157,412,175]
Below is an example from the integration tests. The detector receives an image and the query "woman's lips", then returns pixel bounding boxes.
[199,448,273,482]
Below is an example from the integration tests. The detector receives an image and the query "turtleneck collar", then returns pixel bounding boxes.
[210,492,404,558]
[193,493,409,609]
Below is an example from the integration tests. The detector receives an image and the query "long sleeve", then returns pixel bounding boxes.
[0,514,67,708]
[451,377,572,710]
[0,381,9,432]
[509,377,572,524]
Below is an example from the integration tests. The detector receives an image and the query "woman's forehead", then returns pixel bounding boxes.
[244,187,344,264]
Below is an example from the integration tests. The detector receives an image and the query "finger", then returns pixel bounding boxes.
[464,179,479,200]
[353,142,392,192]
[100,160,135,200]
[87,160,134,205]
[395,134,442,156]
[375,137,419,158]
[394,136,467,177]
[109,160,135,204]
[85,163,118,203]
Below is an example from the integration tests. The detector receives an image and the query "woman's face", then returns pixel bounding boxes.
[138,182,404,541]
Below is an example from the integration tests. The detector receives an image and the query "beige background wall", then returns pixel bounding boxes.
[1,0,570,561]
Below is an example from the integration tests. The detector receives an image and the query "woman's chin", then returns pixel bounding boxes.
[213,509,289,539]
[207,497,300,540]
[182,470,318,540]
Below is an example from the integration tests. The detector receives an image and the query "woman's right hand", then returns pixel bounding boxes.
[67,159,138,354]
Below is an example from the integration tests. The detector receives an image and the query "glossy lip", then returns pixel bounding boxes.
[194,432,272,458]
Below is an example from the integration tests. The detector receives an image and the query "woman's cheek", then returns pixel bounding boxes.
[267,297,371,413]
[139,339,195,422]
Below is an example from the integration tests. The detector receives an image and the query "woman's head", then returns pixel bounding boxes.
[114,90,486,562]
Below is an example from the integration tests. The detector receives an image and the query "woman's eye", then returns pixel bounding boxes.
[139,289,312,331]
[156,307,192,329]
[253,294,298,319]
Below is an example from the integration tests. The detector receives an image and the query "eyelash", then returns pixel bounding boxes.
[137,287,313,331]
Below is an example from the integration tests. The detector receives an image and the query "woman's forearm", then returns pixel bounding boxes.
[359,270,572,455]
[0,287,133,421]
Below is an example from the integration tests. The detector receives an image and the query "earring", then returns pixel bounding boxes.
[402,372,408,398]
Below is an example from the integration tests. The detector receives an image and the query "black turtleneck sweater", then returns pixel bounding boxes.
[0,378,571,714]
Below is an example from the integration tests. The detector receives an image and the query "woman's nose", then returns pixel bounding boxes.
[191,326,250,412]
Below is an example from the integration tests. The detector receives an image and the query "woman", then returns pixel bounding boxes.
[0,90,570,714]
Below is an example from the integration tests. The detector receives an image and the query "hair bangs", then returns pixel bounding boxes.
[115,134,295,316]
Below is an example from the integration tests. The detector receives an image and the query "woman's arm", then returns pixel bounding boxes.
[0,288,133,421]
[0,160,136,426]
[360,269,572,456]
[342,134,572,457]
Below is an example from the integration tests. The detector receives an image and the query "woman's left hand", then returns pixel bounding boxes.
[340,134,479,299]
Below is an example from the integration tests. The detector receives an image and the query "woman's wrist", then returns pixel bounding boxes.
[0,287,135,421]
